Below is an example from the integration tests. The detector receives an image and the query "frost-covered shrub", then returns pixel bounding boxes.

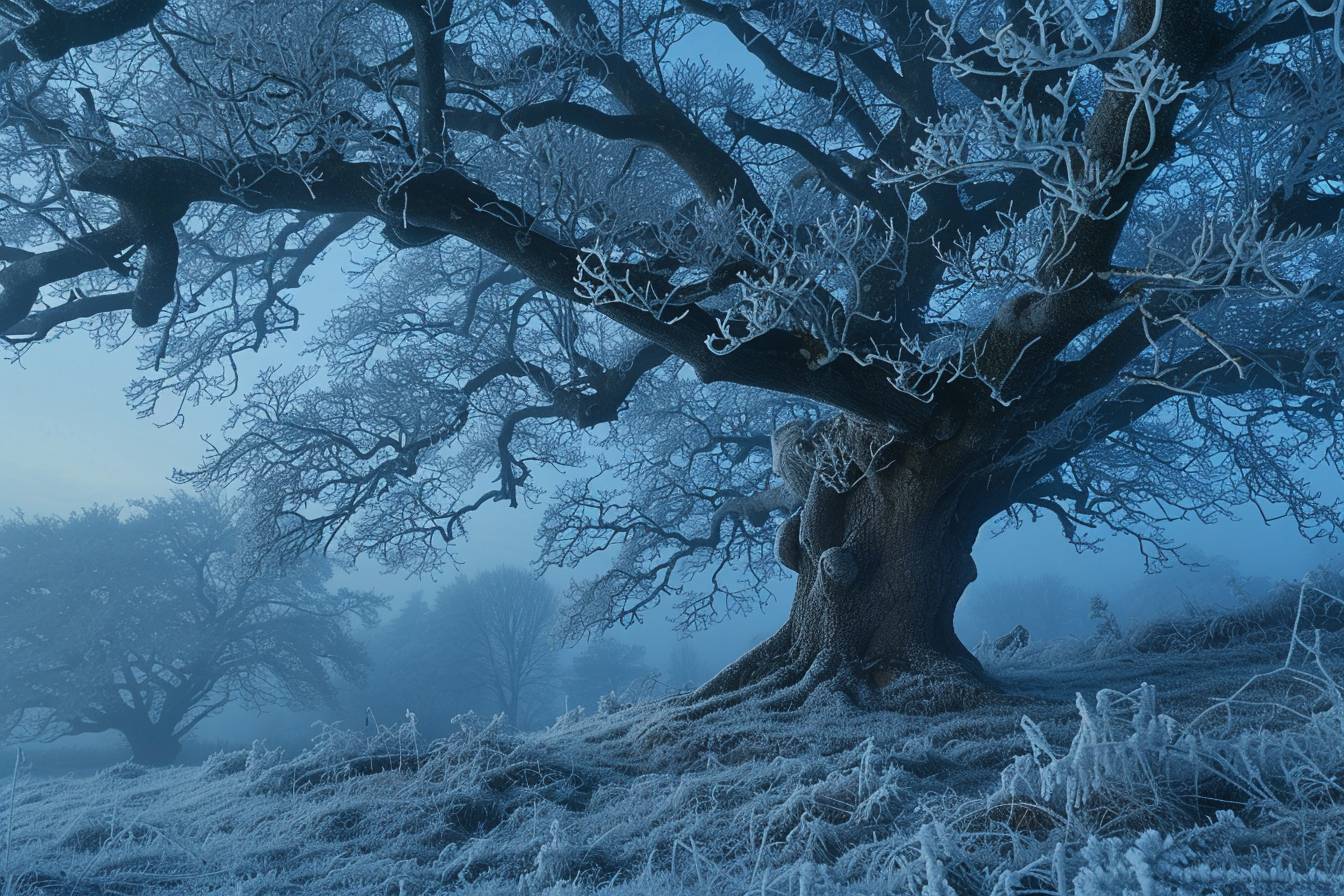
[1072,821,1344,896]
[199,748,251,780]
[201,741,285,781]
[248,713,429,793]
[898,586,1344,895]
[1131,570,1344,654]
[93,761,148,781]
[994,684,1181,824]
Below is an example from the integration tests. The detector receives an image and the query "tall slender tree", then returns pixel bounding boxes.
[446,568,560,727]
[2,0,1343,706]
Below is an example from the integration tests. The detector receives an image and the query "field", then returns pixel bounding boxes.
[4,580,1343,896]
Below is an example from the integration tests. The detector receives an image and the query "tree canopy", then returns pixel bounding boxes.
[1,0,1342,695]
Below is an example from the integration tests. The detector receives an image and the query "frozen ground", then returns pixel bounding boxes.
[4,580,1344,895]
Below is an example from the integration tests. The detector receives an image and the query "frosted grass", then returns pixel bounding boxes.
[3,578,1342,895]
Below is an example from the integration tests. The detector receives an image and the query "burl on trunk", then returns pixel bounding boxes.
[697,417,990,712]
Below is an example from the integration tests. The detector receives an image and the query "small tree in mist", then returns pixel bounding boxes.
[0,494,384,765]
[665,641,705,692]
[444,568,560,727]
[361,593,477,735]
[566,639,654,710]
[356,570,558,731]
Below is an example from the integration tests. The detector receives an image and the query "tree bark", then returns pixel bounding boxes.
[120,722,182,766]
[697,417,988,709]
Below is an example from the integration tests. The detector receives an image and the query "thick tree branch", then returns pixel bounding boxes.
[375,0,451,164]
[64,155,931,427]
[0,0,166,69]
[723,109,887,209]
[679,0,885,147]
[971,0,1220,389]
[541,0,768,213]
[0,218,139,334]
[5,289,133,341]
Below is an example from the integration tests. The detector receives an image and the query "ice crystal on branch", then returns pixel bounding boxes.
[0,0,1341,645]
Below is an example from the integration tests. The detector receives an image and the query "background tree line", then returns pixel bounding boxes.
[0,496,691,763]
[354,568,666,737]
[5,491,1289,765]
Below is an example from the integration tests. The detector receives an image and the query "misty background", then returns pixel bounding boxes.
[2,23,1338,772]
[5,302,1339,771]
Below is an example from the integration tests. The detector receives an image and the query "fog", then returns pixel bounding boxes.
[5,331,1337,769]
[4,4,1344,890]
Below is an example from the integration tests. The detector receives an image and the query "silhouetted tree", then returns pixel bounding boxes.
[566,639,653,710]
[444,568,560,727]
[0,494,384,764]
[357,570,559,730]
[360,593,476,735]
[2,0,1343,704]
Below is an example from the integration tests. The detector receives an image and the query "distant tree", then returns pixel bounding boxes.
[0,494,384,764]
[359,593,476,736]
[1089,595,1125,645]
[3,0,1344,705]
[566,639,653,710]
[444,568,560,727]
[665,641,705,692]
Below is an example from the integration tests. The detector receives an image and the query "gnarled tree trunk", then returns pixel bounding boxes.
[120,721,182,766]
[696,417,991,712]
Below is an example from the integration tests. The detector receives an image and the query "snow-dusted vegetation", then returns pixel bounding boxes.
[4,577,1342,895]
[4,0,1344,890]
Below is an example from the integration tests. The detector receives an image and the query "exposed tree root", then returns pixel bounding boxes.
[585,639,1006,758]
[755,649,843,712]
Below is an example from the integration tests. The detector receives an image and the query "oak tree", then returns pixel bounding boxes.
[2,0,1343,706]
[0,494,383,764]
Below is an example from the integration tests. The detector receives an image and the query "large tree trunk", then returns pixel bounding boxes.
[120,722,182,766]
[696,417,989,712]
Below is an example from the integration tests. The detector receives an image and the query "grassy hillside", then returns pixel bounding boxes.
[3,578,1343,895]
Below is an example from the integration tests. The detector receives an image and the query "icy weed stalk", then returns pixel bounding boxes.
[969,578,1344,895]
[2,749,19,896]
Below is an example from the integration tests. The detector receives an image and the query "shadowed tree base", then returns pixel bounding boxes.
[694,419,992,707]
[604,421,1006,744]
[122,725,183,766]
[598,633,998,752]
